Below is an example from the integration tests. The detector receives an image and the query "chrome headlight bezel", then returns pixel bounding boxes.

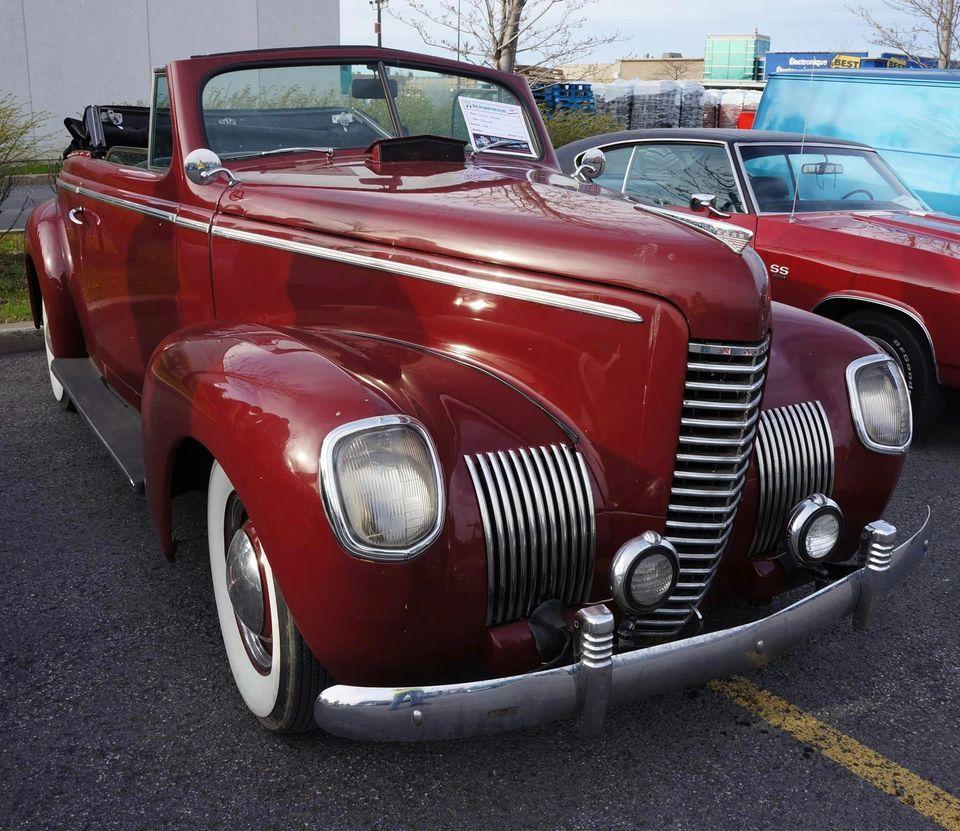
[846,354,913,455]
[320,415,445,562]
[610,531,680,614]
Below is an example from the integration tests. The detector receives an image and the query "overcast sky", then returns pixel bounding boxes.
[340,0,912,63]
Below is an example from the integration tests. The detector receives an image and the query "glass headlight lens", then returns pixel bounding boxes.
[804,511,842,561]
[629,552,677,608]
[323,418,443,560]
[847,356,912,452]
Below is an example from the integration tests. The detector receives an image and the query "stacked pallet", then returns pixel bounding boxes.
[532,82,597,112]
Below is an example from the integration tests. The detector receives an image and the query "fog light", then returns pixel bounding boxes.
[226,525,265,635]
[786,494,843,566]
[611,531,680,614]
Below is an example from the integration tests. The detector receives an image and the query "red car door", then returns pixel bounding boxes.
[67,75,182,406]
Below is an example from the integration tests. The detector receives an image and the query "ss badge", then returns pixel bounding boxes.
[770,263,791,279]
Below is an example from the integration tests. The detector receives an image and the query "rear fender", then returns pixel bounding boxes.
[141,323,571,683]
[24,200,86,357]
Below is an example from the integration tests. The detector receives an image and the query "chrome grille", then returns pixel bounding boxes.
[750,401,835,556]
[466,445,596,626]
[633,338,770,637]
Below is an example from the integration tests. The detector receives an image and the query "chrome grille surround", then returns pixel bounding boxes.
[749,401,835,557]
[466,445,596,626]
[633,338,770,637]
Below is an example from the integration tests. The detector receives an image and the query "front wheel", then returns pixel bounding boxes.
[208,462,327,733]
[841,309,944,435]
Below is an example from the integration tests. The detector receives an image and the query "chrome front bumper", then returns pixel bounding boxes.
[315,511,932,741]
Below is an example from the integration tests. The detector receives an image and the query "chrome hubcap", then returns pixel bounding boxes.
[224,498,272,673]
[226,528,265,634]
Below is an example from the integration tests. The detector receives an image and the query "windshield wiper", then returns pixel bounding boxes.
[473,139,526,153]
[254,146,336,158]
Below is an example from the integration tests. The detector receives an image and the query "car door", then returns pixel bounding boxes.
[69,73,182,406]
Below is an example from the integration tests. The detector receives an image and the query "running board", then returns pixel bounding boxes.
[50,358,145,492]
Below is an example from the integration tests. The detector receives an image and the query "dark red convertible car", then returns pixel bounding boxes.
[25,47,930,740]
[558,128,960,430]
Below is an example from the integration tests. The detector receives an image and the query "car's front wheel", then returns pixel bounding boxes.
[842,310,943,436]
[207,461,327,733]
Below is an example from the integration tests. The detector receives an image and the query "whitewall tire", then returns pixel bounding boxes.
[207,461,327,732]
[41,300,72,410]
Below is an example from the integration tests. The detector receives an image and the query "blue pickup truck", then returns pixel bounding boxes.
[754,69,960,216]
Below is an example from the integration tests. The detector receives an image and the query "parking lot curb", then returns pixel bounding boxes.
[0,321,43,355]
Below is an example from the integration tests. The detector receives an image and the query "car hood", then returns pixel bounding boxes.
[217,159,770,342]
[780,210,960,258]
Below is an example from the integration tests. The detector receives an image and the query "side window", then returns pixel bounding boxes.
[588,145,633,191]
[150,74,173,170]
[742,151,794,207]
[623,143,744,213]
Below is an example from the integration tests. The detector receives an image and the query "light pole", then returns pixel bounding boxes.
[370,0,388,48]
[456,0,462,60]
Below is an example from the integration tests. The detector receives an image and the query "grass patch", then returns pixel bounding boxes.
[3,159,59,176]
[0,233,31,324]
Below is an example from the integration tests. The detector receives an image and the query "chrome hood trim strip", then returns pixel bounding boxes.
[211,224,644,324]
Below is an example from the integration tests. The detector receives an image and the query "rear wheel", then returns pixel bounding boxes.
[841,309,943,435]
[207,462,327,733]
[41,300,73,410]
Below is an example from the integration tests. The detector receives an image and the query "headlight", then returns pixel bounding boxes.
[786,494,843,565]
[610,531,680,614]
[320,415,444,561]
[846,354,912,453]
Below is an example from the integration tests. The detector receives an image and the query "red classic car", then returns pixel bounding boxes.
[25,47,930,740]
[557,128,960,431]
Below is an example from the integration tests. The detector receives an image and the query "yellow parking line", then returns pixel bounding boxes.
[709,676,960,831]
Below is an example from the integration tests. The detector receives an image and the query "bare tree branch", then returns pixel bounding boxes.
[849,0,958,67]
[390,0,624,75]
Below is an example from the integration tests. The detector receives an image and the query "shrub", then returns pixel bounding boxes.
[1,94,46,239]
[538,105,620,150]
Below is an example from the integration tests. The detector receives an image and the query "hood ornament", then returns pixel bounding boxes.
[633,204,754,255]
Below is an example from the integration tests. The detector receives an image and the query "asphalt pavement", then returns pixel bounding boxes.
[2,349,958,830]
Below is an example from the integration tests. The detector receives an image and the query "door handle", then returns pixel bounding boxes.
[68,207,84,225]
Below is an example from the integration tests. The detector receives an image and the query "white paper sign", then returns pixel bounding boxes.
[457,97,536,157]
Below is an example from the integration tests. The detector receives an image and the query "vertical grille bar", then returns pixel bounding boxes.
[749,401,835,556]
[468,444,596,626]
[635,338,770,637]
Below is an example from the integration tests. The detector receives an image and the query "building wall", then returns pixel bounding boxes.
[1,0,340,156]
[617,58,704,81]
[704,34,770,81]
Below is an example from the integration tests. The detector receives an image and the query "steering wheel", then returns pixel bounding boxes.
[842,188,874,200]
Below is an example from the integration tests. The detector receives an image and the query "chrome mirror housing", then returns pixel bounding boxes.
[184,148,239,187]
[690,193,731,219]
[574,148,607,182]
[690,193,717,210]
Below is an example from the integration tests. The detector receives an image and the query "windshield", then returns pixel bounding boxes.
[201,62,537,160]
[739,144,925,213]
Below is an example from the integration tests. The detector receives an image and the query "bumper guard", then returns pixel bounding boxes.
[315,510,931,741]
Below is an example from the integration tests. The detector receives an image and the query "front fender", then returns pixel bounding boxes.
[23,200,86,357]
[715,302,907,600]
[142,323,571,685]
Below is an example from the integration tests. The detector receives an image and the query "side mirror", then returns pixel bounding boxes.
[184,148,239,187]
[690,193,731,218]
[574,148,607,182]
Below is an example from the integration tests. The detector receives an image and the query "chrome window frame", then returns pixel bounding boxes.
[733,141,929,216]
[319,414,446,562]
[845,353,913,455]
[147,69,171,171]
[573,138,749,215]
